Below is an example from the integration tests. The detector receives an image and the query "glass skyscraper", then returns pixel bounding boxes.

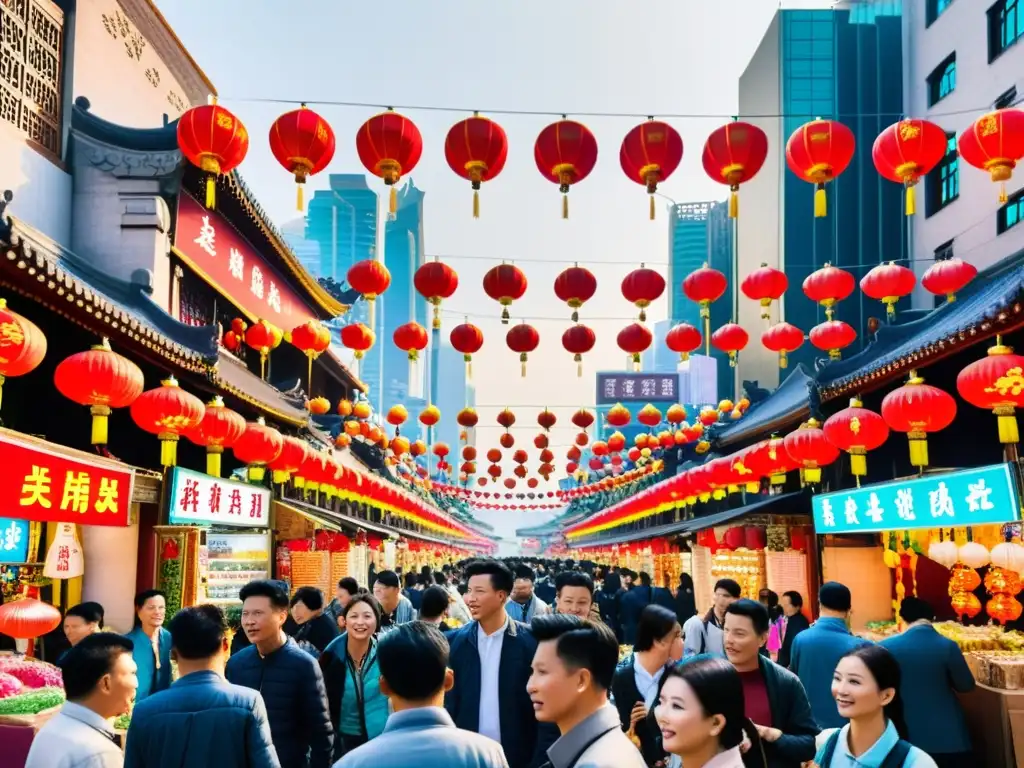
[305,175,379,288]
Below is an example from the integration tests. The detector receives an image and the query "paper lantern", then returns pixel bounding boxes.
[741,264,788,322]
[809,320,857,361]
[340,323,375,360]
[562,323,596,377]
[683,264,728,350]
[666,323,702,362]
[881,371,957,468]
[785,119,856,217]
[444,114,508,217]
[499,432,515,449]
[620,119,684,219]
[130,377,205,466]
[0,298,46,412]
[822,398,889,480]
[990,542,1024,574]
[572,409,595,430]
[43,523,84,579]
[54,338,143,445]
[176,103,249,208]
[233,418,284,482]
[419,405,441,428]
[987,593,1023,624]
[269,105,336,210]
[711,323,749,367]
[948,563,981,594]
[356,110,423,213]
[617,323,653,371]
[621,266,666,322]
[347,259,391,304]
[450,321,484,378]
[871,119,948,216]
[537,409,557,432]
[860,262,916,319]
[0,596,61,639]
[268,436,311,484]
[483,264,528,324]
[950,591,982,621]
[702,121,768,217]
[352,401,372,420]
[762,322,804,369]
[922,257,977,304]
[956,337,1024,445]
[554,265,598,322]
[457,408,479,429]
[497,408,516,429]
[928,539,959,568]
[784,418,839,484]
[666,405,687,425]
[185,396,246,477]
[803,264,855,320]
[535,119,599,218]
[393,321,429,362]
[957,108,1024,202]
[414,260,459,330]
[958,542,991,570]
[984,566,1022,596]
[307,397,330,415]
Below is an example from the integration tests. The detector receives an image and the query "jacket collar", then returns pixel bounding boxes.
[171,669,222,687]
[61,701,116,738]
[383,706,455,734]
[814,617,851,634]
[831,721,901,767]
[468,615,519,647]
[546,703,619,768]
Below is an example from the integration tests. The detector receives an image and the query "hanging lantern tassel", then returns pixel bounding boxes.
[905,181,916,216]
[996,406,1019,444]
[908,431,929,468]
[729,185,739,218]
[519,352,528,378]
[632,353,641,373]
[432,302,442,331]
[649,194,656,221]
[296,183,304,212]
[207,447,223,478]
[272,469,290,485]
[205,174,216,209]
[464,354,473,380]
[814,182,827,218]
[159,433,179,467]
[390,185,398,214]
[574,353,583,377]
[804,466,822,484]
[306,352,315,398]
[259,350,268,381]
[729,351,737,368]
[500,305,510,325]
[850,448,867,485]
[248,465,266,482]
[90,405,111,445]
[779,350,788,369]
[701,302,711,356]
[884,298,897,318]
[0,373,4,410]
[760,298,772,322]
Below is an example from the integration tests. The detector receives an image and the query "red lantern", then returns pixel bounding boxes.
[620,120,684,219]
[176,103,249,208]
[348,259,391,304]
[0,596,61,639]
[527,478,539,489]
[871,119,948,216]
[881,371,957,468]
[683,264,728,352]
[538,409,557,432]
[702,121,769,218]
[711,323,749,367]
[785,119,856,217]
[419,405,441,428]
[860,262,916,319]
[745,438,796,486]
[666,323,702,363]
[922,257,977,304]
[483,264,528,324]
[606,404,631,428]
[130,376,205,467]
[534,434,549,449]
[393,322,429,362]
[450,321,484,378]
[356,110,423,214]
[987,593,1024,624]
[823,398,890,480]
[762,322,804,369]
[185,396,246,477]
[617,323,653,371]
[784,419,839,484]
[803,264,856,320]
[233,418,284,482]
[497,408,516,429]
[0,298,46,412]
[512,449,529,465]
[457,408,479,430]
[341,323,375,360]
[269,436,311,484]
[957,337,1024,444]
[506,323,540,377]
[499,431,515,450]
[622,266,666,322]
[244,320,280,380]
[444,114,509,217]
[433,442,450,459]
[539,448,555,463]
[291,319,332,393]
[269,105,336,210]
[572,409,595,431]
[554,265,598,322]
[741,264,788,322]
[809,320,857,360]
[54,338,143,445]
[562,324,596,377]
[414,260,459,330]
[504,478,516,490]
[957,108,1024,202]
[486,448,502,464]
[638,404,662,428]
[950,591,982,621]
[534,119,599,218]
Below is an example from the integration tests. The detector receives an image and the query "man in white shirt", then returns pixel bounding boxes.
[27,632,138,768]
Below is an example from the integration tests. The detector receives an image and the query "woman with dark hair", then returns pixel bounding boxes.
[758,589,783,659]
[123,589,171,701]
[813,645,937,767]
[656,655,765,768]
[612,604,683,766]
[597,570,623,641]
[675,573,697,626]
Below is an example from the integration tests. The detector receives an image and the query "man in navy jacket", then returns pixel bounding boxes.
[445,558,558,768]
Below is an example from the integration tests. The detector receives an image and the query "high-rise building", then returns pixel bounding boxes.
[432,343,475,457]
[668,202,711,326]
[737,4,905,391]
[279,218,322,278]
[904,0,1024,299]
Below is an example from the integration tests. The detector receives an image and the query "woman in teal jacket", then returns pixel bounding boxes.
[319,593,390,759]
[124,589,172,701]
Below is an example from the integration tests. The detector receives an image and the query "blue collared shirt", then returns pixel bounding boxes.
[814,722,938,767]
[25,701,123,768]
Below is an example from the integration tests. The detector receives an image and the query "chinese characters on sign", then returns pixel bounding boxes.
[0,518,30,563]
[167,467,271,528]
[0,435,134,526]
[596,373,678,404]
[174,194,316,330]
[812,463,1019,535]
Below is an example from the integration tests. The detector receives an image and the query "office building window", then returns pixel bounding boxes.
[989,0,1024,61]
[0,0,65,159]
[927,54,956,106]
[998,188,1024,234]
[927,0,954,25]
[996,86,1018,109]
[926,134,959,217]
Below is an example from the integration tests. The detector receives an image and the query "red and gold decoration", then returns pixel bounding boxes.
[785,119,856,217]
[506,322,540,377]
[185,396,246,477]
[860,262,916,319]
[307,397,330,415]
[621,266,666,322]
[233,417,284,482]
[386,405,408,431]
[957,336,1024,445]
[244,320,282,381]
[356,110,424,213]
[572,409,595,431]
[666,322,702,363]
[741,264,788,322]
[957,108,1024,202]
[341,322,376,364]
[348,259,392,308]
[702,121,769,217]
[497,408,516,429]
[711,323,749,367]
[637,404,662,429]
[393,321,429,362]
[419,405,441,429]
[483,263,528,324]
[268,436,310,485]
[802,264,855,320]
[54,338,143,445]
[619,119,684,219]
[921,257,977,304]
[745,437,796,486]
[290,319,332,395]
[414,260,459,329]
[450,321,484,378]
[985,567,1024,624]
[554,265,598,322]
[0,594,61,641]
[809,320,857,361]
[762,322,804,369]
[617,322,653,372]
[783,418,839,484]
[562,323,596,376]
[537,409,557,432]
[881,370,957,468]
[683,264,727,353]
[0,298,46,412]
[871,119,948,216]
[606,403,631,428]
[444,113,509,217]
[457,407,479,432]
[130,377,205,467]
[176,101,249,208]
[823,398,889,483]
[534,119,599,218]
[269,105,336,210]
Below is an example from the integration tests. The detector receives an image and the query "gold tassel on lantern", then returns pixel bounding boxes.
[779,350,789,369]
[729,187,739,218]
[90,405,111,445]
[520,353,527,378]
[390,185,398,214]
[296,184,304,212]
[159,433,179,467]
[464,354,473,380]
[850,448,867,482]
[562,194,569,220]
[814,183,826,217]
[574,353,583,377]
[248,465,266,482]
[995,405,1020,444]
[804,466,822,484]
[473,189,480,219]
[908,431,929,468]
[207,447,223,478]
[1001,181,1008,204]
[649,195,656,221]
[905,183,916,216]
[205,176,216,209]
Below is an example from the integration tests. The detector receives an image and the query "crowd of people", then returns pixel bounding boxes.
[18,557,978,768]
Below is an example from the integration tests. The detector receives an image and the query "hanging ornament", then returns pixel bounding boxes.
[637,404,662,429]
[506,323,540,377]
[871,119,948,216]
[554,265,598,322]
[393,321,429,362]
[803,263,855,320]
[497,408,516,429]
[444,113,509,217]
[785,118,856,217]
[957,108,1024,202]
[711,323,749,367]
[176,101,249,208]
[957,336,1024,445]
[741,264,788,323]
[702,121,769,217]
[683,264,728,354]
[54,338,143,445]
[233,418,284,482]
[666,323,702,362]
[450,321,484,378]
[348,259,391,306]
[457,407,479,431]
[290,320,332,396]
[355,110,423,214]
[341,323,375,364]
[572,409,595,431]
[881,370,957,468]
[269,105,336,210]
[606,403,631,428]
[130,377,205,467]
[784,418,839,484]
[762,322,804,369]
[534,118,599,218]
[860,262,916,319]
[419,405,441,428]
[0,298,46,413]
[619,119,684,219]
[617,323,653,372]
[414,260,459,330]
[822,398,889,484]
[562,323,596,377]
[921,257,977,304]
[185,396,246,477]
[809,320,857,361]
[483,263,528,324]
[621,266,666,322]
[537,409,557,432]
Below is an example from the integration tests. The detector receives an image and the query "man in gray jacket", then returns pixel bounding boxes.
[528,614,645,768]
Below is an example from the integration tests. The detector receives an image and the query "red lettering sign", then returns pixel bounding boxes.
[0,434,135,526]
[173,193,318,330]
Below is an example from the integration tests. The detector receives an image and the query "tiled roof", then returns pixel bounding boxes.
[713,365,816,449]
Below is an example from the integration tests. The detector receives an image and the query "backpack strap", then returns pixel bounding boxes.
[819,730,842,767]
[880,740,913,768]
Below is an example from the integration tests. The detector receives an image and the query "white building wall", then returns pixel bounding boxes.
[905,0,1024,306]
[736,14,786,391]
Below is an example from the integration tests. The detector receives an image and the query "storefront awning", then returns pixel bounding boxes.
[282,498,461,547]
[274,500,343,533]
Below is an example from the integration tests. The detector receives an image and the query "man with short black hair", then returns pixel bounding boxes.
[723,599,817,768]
[682,577,741,657]
[64,602,104,646]
[553,571,595,621]
[326,577,360,623]
[372,569,417,629]
[528,615,644,768]
[227,580,333,768]
[27,633,137,768]
[506,564,551,623]
[290,586,339,656]
[789,581,869,730]
[776,590,809,669]
[338,623,508,767]
[125,605,278,768]
[419,584,453,631]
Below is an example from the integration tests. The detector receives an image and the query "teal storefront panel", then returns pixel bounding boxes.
[812,463,1021,534]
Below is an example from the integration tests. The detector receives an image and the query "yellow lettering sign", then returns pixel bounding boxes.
[95,478,120,514]
[60,471,91,514]
[980,114,999,137]
[850,417,862,435]
[985,367,1024,397]
[20,465,52,508]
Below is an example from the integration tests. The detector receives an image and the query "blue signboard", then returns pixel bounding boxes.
[0,518,30,563]
[597,373,678,404]
[812,463,1021,535]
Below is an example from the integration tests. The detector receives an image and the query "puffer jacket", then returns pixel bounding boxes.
[225,636,334,768]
